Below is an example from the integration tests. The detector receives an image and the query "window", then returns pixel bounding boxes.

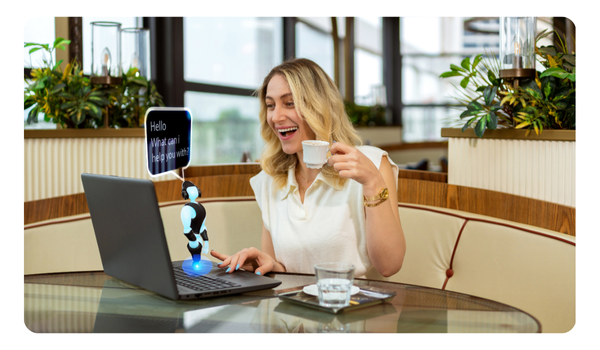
[296,20,335,79]
[24,17,56,69]
[183,17,283,165]
[184,17,282,89]
[355,17,383,105]
[400,17,501,142]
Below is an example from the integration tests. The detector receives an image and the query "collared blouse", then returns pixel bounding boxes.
[250,146,399,279]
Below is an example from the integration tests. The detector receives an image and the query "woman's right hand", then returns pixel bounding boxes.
[210,248,279,276]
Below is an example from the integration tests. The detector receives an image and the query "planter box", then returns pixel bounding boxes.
[24,129,173,202]
[441,128,575,207]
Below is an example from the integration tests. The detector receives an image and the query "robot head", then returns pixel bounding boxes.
[181,181,202,200]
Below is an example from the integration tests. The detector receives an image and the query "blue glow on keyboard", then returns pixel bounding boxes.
[181,256,212,276]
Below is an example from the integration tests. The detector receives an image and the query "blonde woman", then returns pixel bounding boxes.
[211,58,405,279]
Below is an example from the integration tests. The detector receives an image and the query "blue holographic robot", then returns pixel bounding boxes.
[180,181,209,263]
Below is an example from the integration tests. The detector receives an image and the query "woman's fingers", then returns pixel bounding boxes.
[210,250,228,261]
[224,247,260,273]
[253,255,274,276]
[211,250,231,268]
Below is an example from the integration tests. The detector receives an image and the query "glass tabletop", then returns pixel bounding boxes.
[24,271,540,333]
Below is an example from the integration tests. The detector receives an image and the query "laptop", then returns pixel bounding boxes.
[81,173,281,300]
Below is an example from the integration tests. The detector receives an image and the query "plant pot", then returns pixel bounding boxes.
[441,128,575,207]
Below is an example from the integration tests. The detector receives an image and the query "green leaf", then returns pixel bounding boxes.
[540,67,566,79]
[525,88,543,100]
[28,47,42,55]
[24,42,41,48]
[34,79,45,90]
[53,38,71,50]
[440,71,463,78]
[88,96,109,106]
[24,97,36,110]
[474,116,486,137]
[461,57,471,71]
[538,46,557,57]
[476,86,486,92]
[130,77,148,87]
[483,86,497,106]
[460,77,470,89]
[86,103,102,119]
[490,102,502,112]
[60,101,77,109]
[472,54,483,70]
[460,109,480,119]
[486,112,498,130]
[462,117,477,132]
[450,64,466,73]
[53,59,64,71]
[466,100,483,111]
[51,83,66,94]
[562,54,575,66]
[487,70,498,86]
[567,73,575,82]
[27,106,38,124]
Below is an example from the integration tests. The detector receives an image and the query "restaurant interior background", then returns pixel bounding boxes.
[24,16,570,170]
[19,12,589,338]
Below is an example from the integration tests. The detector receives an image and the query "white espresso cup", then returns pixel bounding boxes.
[302,140,330,169]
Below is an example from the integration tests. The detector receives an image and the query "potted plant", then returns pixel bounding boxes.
[24,38,109,128]
[438,28,575,208]
[24,38,164,129]
[439,29,575,137]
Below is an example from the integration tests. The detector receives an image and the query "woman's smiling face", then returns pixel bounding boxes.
[265,73,316,155]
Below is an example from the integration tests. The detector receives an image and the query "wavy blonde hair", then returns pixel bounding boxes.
[255,58,362,189]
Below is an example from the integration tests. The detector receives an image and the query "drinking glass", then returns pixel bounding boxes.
[314,262,355,308]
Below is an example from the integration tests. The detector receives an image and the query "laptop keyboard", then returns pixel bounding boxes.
[172,266,241,292]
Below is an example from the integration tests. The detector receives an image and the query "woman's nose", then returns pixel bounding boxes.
[272,105,286,123]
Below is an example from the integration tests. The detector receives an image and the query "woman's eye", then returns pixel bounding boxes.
[286,101,294,107]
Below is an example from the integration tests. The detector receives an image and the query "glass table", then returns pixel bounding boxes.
[24,271,540,333]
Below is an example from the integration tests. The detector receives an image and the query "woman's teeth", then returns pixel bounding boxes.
[279,127,298,137]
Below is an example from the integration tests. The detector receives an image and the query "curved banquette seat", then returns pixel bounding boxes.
[24,194,575,333]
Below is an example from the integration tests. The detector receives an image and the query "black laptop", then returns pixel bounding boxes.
[81,173,281,300]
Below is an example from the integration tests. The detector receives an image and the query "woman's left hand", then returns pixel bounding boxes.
[327,142,385,195]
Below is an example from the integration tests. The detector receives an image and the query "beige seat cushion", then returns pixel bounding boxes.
[161,198,263,263]
[24,197,262,275]
[445,220,575,333]
[25,214,103,275]
[390,205,465,289]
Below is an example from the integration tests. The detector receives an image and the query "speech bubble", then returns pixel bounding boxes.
[144,107,192,178]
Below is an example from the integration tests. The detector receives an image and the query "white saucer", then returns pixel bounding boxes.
[302,284,360,296]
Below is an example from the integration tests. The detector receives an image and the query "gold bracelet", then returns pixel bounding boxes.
[364,197,389,207]
[363,188,389,207]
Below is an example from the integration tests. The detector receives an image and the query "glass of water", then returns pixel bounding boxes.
[314,262,355,308]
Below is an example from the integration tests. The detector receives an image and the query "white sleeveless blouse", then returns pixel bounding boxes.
[250,146,399,279]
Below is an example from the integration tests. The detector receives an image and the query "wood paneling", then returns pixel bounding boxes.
[379,141,448,152]
[397,180,575,236]
[153,175,256,203]
[441,128,575,141]
[398,169,447,183]
[24,174,256,225]
[182,164,261,178]
[397,179,448,208]
[24,164,575,236]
